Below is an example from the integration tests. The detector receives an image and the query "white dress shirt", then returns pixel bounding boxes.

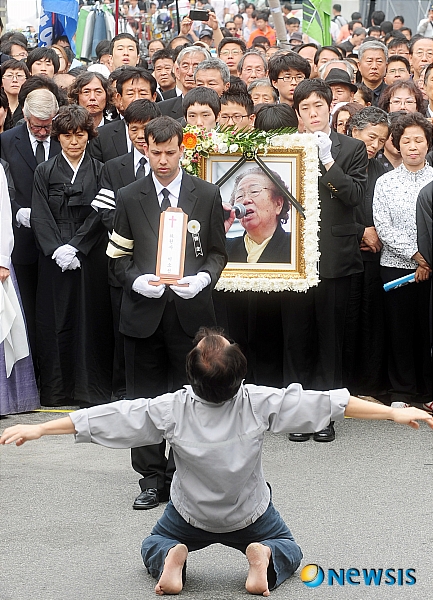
[133,147,151,177]
[27,129,50,162]
[152,168,183,208]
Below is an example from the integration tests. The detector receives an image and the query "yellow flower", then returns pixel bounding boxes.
[183,132,198,150]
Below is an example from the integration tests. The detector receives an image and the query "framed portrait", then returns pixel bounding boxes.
[199,133,320,292]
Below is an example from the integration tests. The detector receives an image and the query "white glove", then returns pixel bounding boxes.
[171,272,211,299]
[314,131,333,165]
[16,207,31,228]
[52,244,78,271]
[67,256,81,270]
[132,274,166,299]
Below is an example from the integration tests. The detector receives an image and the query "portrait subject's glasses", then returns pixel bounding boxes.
[413,50,433,59]
[277,74,305,83]
[234,186,271,203]
[387,68,408,75]
[242,66,266,75]
[389,97,416,106]
[219,114,249,124]
[220,50,241,57]
[10,52,28,60]
[29,122,52,132]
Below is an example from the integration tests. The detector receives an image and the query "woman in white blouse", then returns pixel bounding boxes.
[373,112,433,407]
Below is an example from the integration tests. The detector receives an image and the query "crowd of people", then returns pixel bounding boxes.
[0,1,433,596]
[0,0,432,508]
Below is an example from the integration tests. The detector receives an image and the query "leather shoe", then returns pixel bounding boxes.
[313,422,335,442]
[133,488,169,510]
[289,432,311,442]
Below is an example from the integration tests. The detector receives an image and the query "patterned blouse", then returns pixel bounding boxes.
[373,162,433,269]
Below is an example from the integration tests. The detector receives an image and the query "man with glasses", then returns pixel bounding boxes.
[409,36,433,85]
[219,90,255,132]
[268,53,310,107]
[0,37,28,62]
[237,50,268,86]
[218,37,246,76]
[0,89,60,371]
[384,55,411,86]
[387,38,410,60]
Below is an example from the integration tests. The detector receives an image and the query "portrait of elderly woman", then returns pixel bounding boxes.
[225,166,292,263]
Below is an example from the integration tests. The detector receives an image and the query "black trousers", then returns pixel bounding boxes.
[124,302,194,491]
[110,285,126,399]
[380,266,431,403]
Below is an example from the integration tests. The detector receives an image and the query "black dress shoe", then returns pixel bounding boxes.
[133,488,168,510]
[313,422,335,442]
[289,432,312,442]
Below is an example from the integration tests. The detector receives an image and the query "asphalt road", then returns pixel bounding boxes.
[1,408,432,600]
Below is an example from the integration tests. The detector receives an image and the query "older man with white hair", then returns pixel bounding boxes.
[0,89,60,371]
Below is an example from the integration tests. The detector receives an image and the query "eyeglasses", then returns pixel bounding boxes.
[413,50,433,59]
[29,122,52,132]
[11,52,28,59]
[219,114,249,124]
[277,74,305,83]
[234,186,271,203]
[387,68,409,75]
[3,72,27,80]
[389,98,416,106]
[242,67,265,75]
[220,50,242,57]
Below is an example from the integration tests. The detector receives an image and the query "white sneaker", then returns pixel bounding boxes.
[423,401,433,413]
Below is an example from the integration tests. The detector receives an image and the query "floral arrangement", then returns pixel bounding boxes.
[181,125,296,177]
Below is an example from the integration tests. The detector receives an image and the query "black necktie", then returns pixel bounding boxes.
[136,156,147,179]
[160,188,171,212]
[35,141,45,165]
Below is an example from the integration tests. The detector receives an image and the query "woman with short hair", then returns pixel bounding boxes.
[31,105,114,407]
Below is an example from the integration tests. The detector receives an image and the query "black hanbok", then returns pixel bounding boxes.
[31,152,114,407]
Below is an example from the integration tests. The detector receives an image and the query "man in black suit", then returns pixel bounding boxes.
[157,46,210,120]
[88,67,157,162]
[92,100,162,401]
[107,116,227,509]
[284,79,367,442]
[0,89,60,369]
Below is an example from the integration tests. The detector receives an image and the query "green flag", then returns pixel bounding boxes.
[302,0,332,46]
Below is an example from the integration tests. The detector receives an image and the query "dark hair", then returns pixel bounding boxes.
[63,47,75,65]
[400,27,412,37]
[355,82,373,105]
[229,76,248,93]
[144,115,183,145]
[95,40,110,60]
[387,55,411,73]
[148,39,165,50]
[186,328,247,403]
[51,104,97,140]
[371,10,385,26]
[409,35,429,55]
[115,66,157,96]
[268,52,310,85]
[295,42,319,55]
[391,112,432,151]
[351,12,362,20]
[124,98,162,124]
[0,31,27,47]
[52,35,70,46]
[287,17,300,26]
[293,79,332,112]
[0,58,30,78]
[252,36,269,47]
[425,63,433,85]
[0,36,28,57]
[254,102,298,130]
[167,36,191,51]
[255,11,269,21]
[183,87,221,119]
[380,21,393,35]
[387,37,410,53]
[314,45,343,65]
[393,15,404,24]
[68,71,113,109]
[18,75,66,107]
[0,88,13,130]
[26,47,60,74]
[378,80,424,113]
[109,33,139,56]
[331,102,363,132]
[152,48,175,65]
[220,89,254,115]
[369,26,381,34]
[346,106,390,136]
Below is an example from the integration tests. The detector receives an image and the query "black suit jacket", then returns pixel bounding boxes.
[158,95,183,120]
[318,129,367,278]
[0,123,61,264]
[226,224,292,263]
[108,171,227,338]
[88,119,128,163]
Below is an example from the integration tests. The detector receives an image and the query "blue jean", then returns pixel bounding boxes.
[141,500,303,590]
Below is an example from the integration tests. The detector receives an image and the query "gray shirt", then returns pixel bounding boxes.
[71,383,349,532]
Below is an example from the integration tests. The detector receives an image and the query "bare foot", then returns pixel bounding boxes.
[245,543,271,597]
[155,544,188,596]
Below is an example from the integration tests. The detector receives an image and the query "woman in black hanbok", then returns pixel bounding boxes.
[31,105,113,407]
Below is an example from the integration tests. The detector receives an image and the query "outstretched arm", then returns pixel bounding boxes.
[0,417,76,447]
[345,396,433,430]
